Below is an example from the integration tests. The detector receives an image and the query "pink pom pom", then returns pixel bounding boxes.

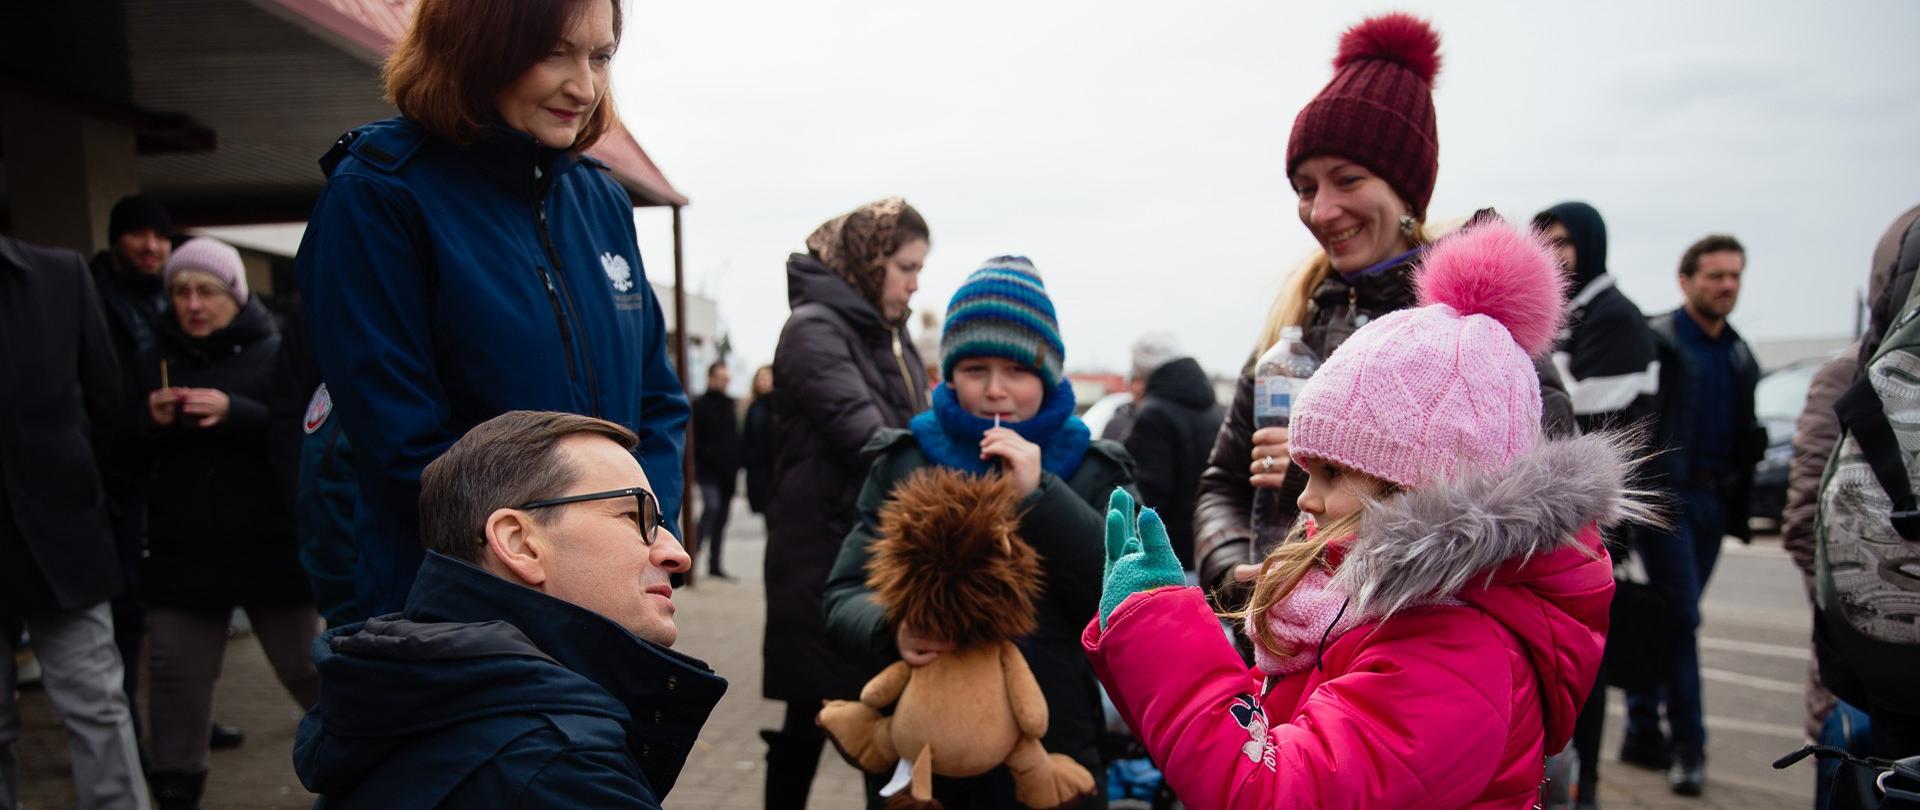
[1414,221,1568,358]
[1334,13,1442,85]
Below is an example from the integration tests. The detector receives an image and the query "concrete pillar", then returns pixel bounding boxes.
[2,89,140,255]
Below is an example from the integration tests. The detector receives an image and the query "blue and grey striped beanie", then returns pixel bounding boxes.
[939,256,1066,386]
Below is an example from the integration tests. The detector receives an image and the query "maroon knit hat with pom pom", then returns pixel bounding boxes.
[1287,13,1443,218]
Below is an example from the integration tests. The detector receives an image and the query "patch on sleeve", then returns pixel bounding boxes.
[1227,694,1278,771]
[303,384,333,435]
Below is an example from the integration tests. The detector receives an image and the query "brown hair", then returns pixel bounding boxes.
[384,0,622,153]
[1677,234,1745,278]
[419,410,637,563]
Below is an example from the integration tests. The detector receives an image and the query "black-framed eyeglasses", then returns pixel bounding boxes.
[505,487,665,546]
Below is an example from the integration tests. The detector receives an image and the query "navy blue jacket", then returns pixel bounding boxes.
[294,117,688,617]
[294,552,725,809]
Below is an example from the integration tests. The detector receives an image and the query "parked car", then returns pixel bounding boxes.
[1080,392,1133,442]
[1751,359,1828,529]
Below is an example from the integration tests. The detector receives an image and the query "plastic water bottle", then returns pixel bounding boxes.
[1249,325,1320,557]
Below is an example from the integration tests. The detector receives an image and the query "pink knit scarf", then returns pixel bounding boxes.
[1244,567,1361,676]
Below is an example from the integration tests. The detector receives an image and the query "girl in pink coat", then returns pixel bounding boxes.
[1085,220,1656,808]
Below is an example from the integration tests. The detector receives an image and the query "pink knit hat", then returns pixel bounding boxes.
[163,237,249,305]
[1288,220,1567,488]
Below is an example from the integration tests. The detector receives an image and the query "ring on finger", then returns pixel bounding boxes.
[1261,455,1275,472]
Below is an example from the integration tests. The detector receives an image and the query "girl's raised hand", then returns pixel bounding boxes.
[1098,488,1184,630]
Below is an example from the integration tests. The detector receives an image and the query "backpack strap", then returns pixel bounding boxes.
[1833,375,1920,540]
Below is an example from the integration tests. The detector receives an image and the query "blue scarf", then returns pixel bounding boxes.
[910,379,1091,479]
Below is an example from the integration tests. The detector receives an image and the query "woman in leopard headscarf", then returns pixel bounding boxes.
[762,197,932,809]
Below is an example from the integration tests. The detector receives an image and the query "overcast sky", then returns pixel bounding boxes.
[615,0,1920,379]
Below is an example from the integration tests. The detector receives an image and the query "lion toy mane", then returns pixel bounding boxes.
[817,467,1095,809]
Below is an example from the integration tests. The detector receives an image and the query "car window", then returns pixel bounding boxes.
[1756,363,1822,423]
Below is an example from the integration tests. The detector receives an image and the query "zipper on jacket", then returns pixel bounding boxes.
[890,328,924,411]
[531,166,603,417]
[535,265,577,380]
[1348,287,1359,326]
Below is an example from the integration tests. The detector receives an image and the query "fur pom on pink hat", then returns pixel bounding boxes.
[1288,220,1568,488]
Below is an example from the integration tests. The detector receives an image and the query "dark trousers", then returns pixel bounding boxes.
[1625,486,1725,755]
[765,700,825,810]
[699,482,734,575]
[1572,661,1606,797]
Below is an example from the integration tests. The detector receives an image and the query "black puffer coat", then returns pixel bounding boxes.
[142,298,311,610]
[1191,255,1576,599]
[1123,357,1223,570]
[764,254,929,702]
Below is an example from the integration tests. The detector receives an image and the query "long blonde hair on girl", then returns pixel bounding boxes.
[1235,511,1361,661]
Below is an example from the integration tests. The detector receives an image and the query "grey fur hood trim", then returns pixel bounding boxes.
[1333,432,1652,621]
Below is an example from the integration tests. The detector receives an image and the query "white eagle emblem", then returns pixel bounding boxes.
[601,252,634,293]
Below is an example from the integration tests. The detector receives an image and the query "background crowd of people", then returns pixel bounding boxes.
[2,1,1915,809]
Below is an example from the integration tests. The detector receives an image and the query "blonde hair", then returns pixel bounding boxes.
[1234,510,1364,662]
[1249,215,1469,362]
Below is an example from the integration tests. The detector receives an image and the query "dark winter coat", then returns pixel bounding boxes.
[1537,203,1660,438]
[765,253,929,702]
[691,390,741,489]
[822,429,1136,787]
[1192,253,1577,596]
[294,552,726,809]
[0,236,123,614]
[88,250,166,494]
[141,298,310,610]
[1646,309,1763,542]
[295,117,689,618]
[1122,357,1223,569]
[269,314,361,627]
[742,395,776,513]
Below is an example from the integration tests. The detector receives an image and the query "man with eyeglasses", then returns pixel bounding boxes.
[293,410,725,809]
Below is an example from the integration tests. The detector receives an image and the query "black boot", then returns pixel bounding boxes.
[149,770,206,810]
[762,728,822,810]
[209,722,245,750]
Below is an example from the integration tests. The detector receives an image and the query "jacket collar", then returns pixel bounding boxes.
[1332,432,1648,621]
[403,552,726,794]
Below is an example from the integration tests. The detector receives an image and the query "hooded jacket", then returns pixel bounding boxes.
[141,297,311,610]
[764,252,930,701]
[1086,434,1626,808]
[295,117,688,617]
[294,552,725,809]
[1123,357,1224,569]
[1535,203,1660,438]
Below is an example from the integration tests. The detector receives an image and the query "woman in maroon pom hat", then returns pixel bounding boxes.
[1191,12,1576,619]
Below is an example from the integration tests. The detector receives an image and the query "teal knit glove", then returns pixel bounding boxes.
[1098,488,1185,630]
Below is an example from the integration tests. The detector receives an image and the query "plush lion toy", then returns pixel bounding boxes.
[817,467,1096,809]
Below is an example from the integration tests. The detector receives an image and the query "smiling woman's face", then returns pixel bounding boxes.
[1291,155,1416,272]
[495,0,615,149]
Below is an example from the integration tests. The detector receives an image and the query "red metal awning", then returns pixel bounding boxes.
[257,0,687,207]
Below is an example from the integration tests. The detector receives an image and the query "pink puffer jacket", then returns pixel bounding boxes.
[1085,434,1634,809]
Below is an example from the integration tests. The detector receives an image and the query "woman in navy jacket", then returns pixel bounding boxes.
[294,0,687,618]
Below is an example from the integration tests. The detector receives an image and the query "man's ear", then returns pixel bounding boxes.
[483,508,548,588]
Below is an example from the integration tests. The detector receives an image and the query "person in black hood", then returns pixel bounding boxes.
[295,410,723,809]
[1533,201,1658,809]
[1534,202,1660,436]
[1121,333,1223,570]
[764,197,931,810]
[140,238,321,809]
